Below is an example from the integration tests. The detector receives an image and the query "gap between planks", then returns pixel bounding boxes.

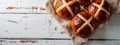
[0,38,120,41]
[0,12,48,14]
[0,12,119,15]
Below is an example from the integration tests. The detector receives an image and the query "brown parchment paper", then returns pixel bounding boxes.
[46,0,120,45]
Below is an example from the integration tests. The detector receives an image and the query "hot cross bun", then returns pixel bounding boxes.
[55,0,111,38]
[88,0,111,23]
[55,0,82,19]
[70,12,101,38]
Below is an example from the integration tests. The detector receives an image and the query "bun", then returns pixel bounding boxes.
[70,12,100,38]
[77,0,91,6]
[55,0,111,38]
[55,0,82,19]
[88,0,111,23]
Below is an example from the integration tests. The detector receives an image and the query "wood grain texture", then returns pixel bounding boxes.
[0,14,69,38]
[0,14,120,39]
[0,0,119,14]
[0,0,47,14]
[0,39,73,45]
[0,0,119,45]
[0,39,120,45]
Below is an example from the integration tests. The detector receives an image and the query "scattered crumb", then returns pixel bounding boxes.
[40,7,46,10]
[0,40,5,43]
[6,6,14,10]
[7,20,19,24]
[20,40,37,43]
[48,20,51,25]
[71,34,75,41]
[32,6,38,10]
[54,27,57,31]
[60,31,66,34]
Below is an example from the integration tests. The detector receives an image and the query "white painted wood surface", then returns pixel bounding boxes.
[0,0,119,45]
[0,14,120,39]
[0,39,120,45]
[0,0,48,13]
[0,14,69,38]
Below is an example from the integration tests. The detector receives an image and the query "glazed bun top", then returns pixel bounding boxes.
[70,12,101,38]
[77,0,92,6]
[88,0,111,23]
[55,0,111,38]
[55,0,82,19]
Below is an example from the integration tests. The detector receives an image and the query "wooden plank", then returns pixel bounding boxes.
[0,14,120,39]
[0,39,73,45]
[0,14,69,38]
[84,40,120,45]
[0,0,48,13]
[0,39,120,45]
[0,0,119,14]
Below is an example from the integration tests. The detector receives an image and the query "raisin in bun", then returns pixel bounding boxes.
[88,0,111,23]
[71,12,101,38]
[55,0,82,19]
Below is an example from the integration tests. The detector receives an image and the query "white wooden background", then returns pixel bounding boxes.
[0,0,120,45]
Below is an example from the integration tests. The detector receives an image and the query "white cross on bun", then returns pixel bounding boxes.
[55,0,111,38]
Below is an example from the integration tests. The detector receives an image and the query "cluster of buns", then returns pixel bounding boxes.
[55,0,111,38]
